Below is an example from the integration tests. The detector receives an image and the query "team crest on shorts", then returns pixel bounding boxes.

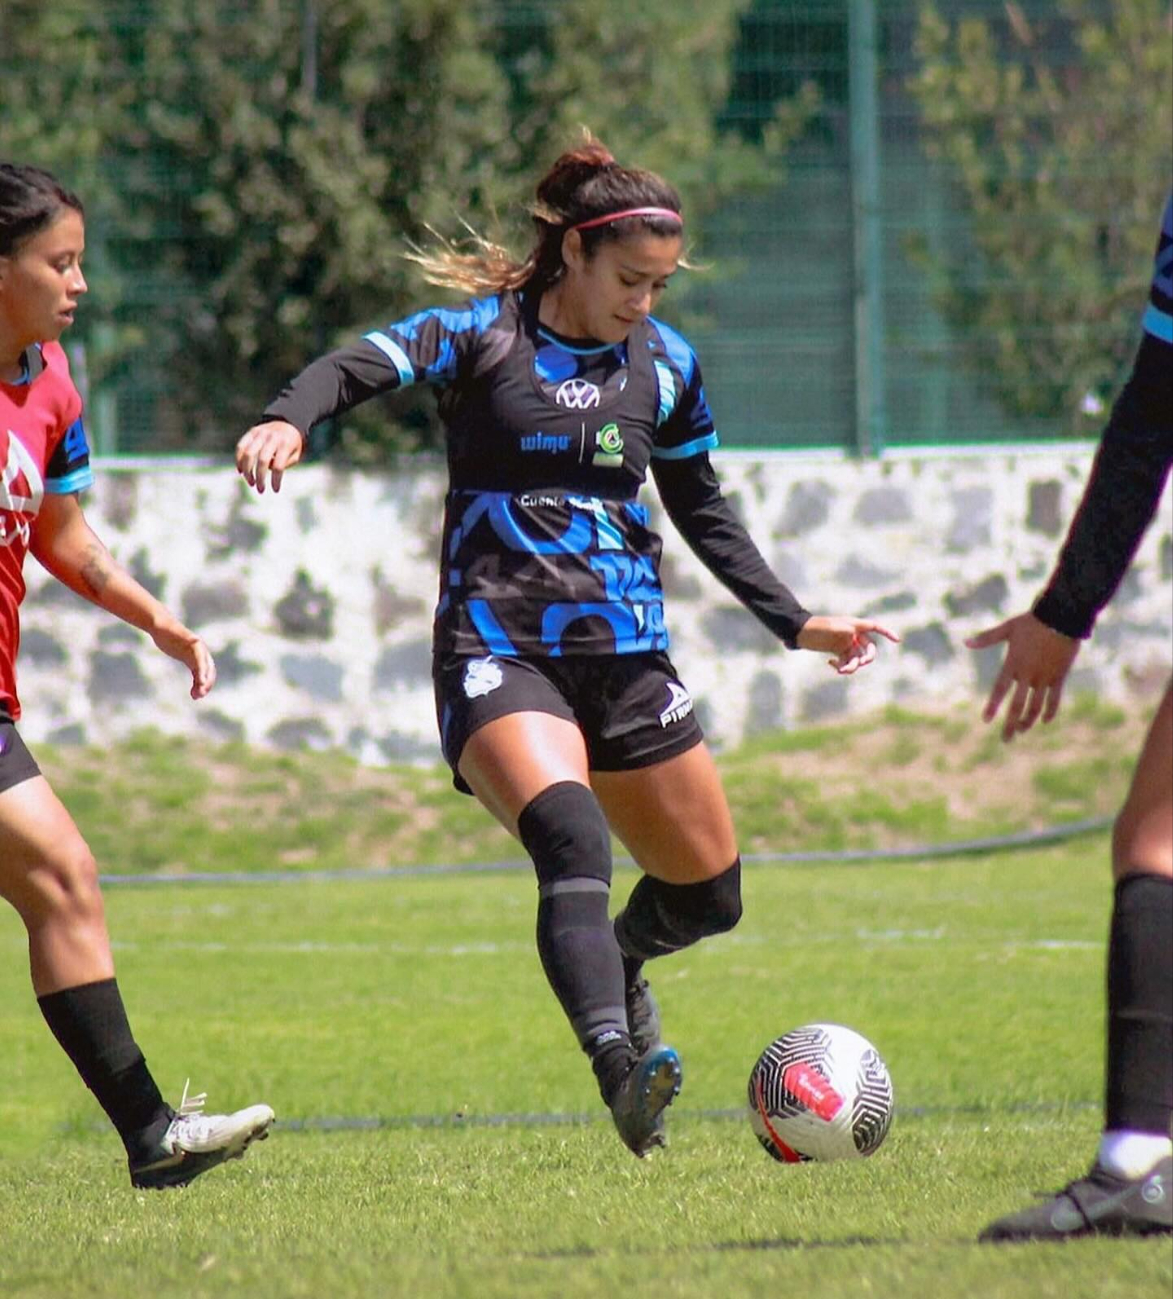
[463,657,504,699]
[658,681,693,728]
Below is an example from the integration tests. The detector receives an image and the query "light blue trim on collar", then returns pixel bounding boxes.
[535,325,618,356]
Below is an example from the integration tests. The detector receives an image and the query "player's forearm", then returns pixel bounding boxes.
[34,524,180,638]
[1034,335,1173,638]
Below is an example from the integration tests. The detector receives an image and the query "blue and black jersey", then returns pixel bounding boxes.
[1034,195,1173,638]
[265,288,809,657]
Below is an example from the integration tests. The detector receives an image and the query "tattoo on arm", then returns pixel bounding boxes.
[79,542,113,597]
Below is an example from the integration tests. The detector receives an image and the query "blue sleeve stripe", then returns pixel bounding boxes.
[651,432,719,461]
[1142,302,1173,344]
[647,316,697,386]
[45,466,95,494]
[653,360,678,427]
[363,331,415,386]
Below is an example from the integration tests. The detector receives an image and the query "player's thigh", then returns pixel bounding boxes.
[591,742,738,884]
[0,773,95,917]
[1112,680,1173,879]
[458,711,590,834]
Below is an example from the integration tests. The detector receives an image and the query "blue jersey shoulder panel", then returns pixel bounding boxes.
[1142,193,1173,345]
[646,315,697,387]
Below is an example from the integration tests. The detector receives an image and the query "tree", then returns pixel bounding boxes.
[910,0,1173,430]
[1,0,815,456]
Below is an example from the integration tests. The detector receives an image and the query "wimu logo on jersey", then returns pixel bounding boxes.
[0,428,44,549]
[519,431,571,454]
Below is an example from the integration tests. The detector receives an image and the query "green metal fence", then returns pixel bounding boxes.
[3,1,1169,454]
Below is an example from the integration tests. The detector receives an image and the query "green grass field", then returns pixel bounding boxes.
[0,710,1170,1298]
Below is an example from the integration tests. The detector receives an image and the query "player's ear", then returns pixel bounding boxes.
[561,228,585,275]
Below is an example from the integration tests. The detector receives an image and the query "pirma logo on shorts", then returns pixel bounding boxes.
[658,681,693,728]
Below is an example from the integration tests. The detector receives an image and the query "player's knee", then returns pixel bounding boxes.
[1111,803,1173,880]
[518,780,613,889]
[19,838,104,926]
[659,857,743,938]
[703,858,743,935]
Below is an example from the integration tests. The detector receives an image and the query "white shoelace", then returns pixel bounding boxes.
[175,1078,208,1118]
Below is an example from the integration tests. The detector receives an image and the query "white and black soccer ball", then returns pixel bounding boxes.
[747,1023,894,1162]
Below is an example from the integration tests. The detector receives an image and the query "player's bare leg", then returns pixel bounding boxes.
[0,773,273,1188]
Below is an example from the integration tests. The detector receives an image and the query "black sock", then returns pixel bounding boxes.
[518,782,635,1104]
[1105,874,1173,1134]
[589,1034,637,1106]
[620,952,644,989]
[37,978,170,1157]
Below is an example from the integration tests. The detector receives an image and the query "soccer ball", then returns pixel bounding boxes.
[747,1023,894,1162]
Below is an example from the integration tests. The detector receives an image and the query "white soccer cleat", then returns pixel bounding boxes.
[130,1080,274,1189]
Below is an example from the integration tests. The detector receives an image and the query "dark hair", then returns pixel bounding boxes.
[409,133,683,295]
[0,163,85,258]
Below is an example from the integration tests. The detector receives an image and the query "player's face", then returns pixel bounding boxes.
[0,209,88,353]
[562,230,682,343]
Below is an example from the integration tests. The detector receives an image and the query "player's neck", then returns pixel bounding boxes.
[0,328,31,383]
[537,283,595,345]
[0,350,27,384]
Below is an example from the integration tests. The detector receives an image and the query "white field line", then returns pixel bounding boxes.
[80,933,1104,957]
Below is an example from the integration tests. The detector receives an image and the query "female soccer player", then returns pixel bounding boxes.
[969,194,1172,1241]
[237,137,898,1157]
[0,163,273,1187]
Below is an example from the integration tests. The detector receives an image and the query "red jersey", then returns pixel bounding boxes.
[0,340,93,719]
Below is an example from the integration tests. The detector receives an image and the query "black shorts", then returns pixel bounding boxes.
[434,651,705,794]
[0,718,41,797]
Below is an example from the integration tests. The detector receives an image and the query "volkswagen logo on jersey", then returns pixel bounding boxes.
[658,681,694,728]
[463,657,504,700]
[0,429,44,550]
[555,378,602,410]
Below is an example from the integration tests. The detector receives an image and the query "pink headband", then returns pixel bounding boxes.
[571,206,684,233]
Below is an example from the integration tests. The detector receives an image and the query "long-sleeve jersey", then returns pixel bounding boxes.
[0,341,94,718]
[264,288,810,658]
[1033,196,1173,639]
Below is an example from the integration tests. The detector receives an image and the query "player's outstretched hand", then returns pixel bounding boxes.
[796,616,900,675]
[236,420,304,494]
[966,612,1080,742]
[150,624,217,700]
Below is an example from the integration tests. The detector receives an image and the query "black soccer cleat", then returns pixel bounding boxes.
[979,1155,1173,1242]
[609,1043,682,1158]
[624,975,662,1057]
[129,1081,275,1190]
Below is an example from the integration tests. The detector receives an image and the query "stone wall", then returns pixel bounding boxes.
[20,446,1172,760]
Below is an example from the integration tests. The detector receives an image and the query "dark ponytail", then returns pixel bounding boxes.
[0,163,84,257]
[409,133,682,296]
